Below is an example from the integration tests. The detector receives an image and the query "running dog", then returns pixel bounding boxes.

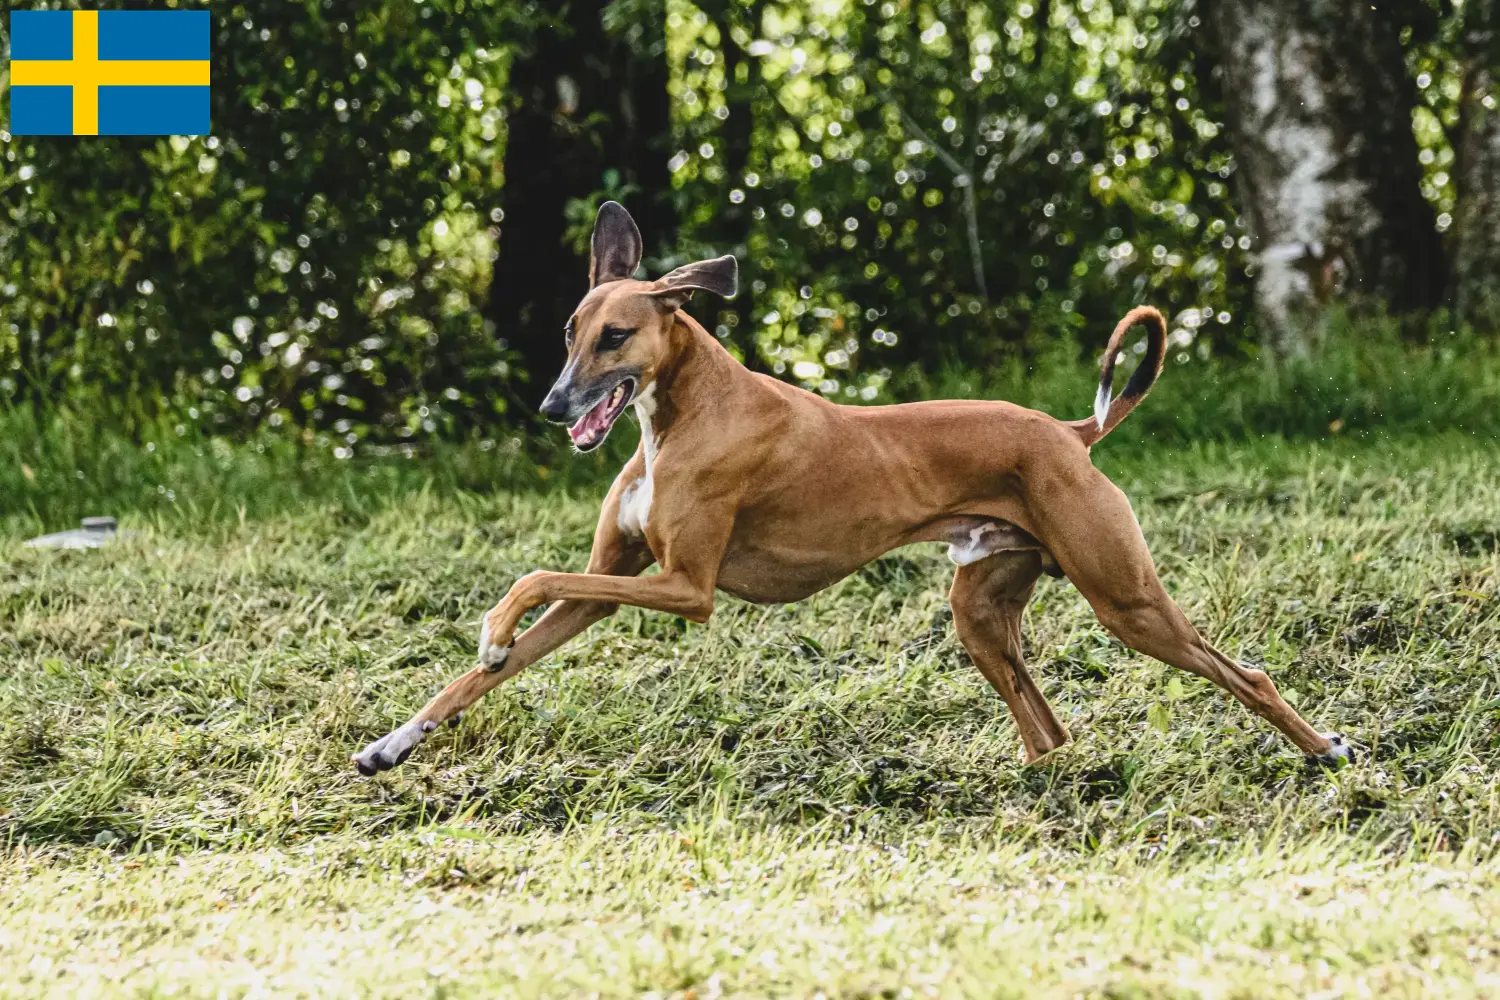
[353,201,1351,774]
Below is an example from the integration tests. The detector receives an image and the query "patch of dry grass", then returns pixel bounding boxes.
[5,831,1499,998]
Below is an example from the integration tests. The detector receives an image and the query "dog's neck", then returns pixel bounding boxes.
[638,312,745,442]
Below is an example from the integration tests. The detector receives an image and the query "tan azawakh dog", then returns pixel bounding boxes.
[354,202,1352,775]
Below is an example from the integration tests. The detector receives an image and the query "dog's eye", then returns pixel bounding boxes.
[563,318,576,349]
[597,325,635,352]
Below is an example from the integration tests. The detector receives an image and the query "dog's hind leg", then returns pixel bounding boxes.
[1027,465,1348,763]
[950,550,1071,764]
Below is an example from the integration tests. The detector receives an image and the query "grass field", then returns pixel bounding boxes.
[4,430,1500,997]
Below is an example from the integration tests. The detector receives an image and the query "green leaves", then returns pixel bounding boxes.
[670,0,1261,400]
[1,0,1469,440]
[0,0,531,446]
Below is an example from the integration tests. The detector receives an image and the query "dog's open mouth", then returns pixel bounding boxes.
[569,378,636,451]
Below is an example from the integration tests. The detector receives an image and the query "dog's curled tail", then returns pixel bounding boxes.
[1070,305,1167,448]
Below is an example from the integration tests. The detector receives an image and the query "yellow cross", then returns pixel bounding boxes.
[9,11,210,136]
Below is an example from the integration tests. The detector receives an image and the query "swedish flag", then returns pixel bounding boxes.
[8,10,210,136]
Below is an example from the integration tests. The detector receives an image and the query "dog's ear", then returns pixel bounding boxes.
[589,201,644,287]
[650,255,739,311]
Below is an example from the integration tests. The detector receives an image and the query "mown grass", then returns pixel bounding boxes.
[2,426,1500,996]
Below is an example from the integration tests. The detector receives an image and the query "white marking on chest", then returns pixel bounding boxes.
[947,523,1002,566]
[617,383,658,536]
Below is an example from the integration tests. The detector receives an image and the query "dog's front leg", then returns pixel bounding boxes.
[352,507,655,775]
[476,503,735,665]
[352,595,636,775]
[476,567,716,663]
[353,501,734,775]
[358,576,713,775]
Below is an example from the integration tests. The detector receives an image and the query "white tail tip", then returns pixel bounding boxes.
[1094,382,1112,430]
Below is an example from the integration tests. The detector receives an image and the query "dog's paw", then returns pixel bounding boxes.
[352,719,436,776]
[1306,731,1356,771]
[477,617,514,672]
[479,642,511,671]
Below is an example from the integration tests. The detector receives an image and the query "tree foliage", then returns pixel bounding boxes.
[0,0,1489,445]
[672,0,1248,399]
[2,0,529,445]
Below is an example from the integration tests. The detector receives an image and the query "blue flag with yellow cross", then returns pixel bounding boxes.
[8,10,211,136]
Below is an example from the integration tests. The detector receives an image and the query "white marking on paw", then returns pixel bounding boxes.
[477,616,509,667]
[617,382,657,535]
[1319,732,1354,760]
[480,641,510,669]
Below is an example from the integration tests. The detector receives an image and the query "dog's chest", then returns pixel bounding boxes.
[618,472,653,536]
[617,389,658,537]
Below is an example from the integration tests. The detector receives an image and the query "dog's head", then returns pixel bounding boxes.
[539,201,737,451]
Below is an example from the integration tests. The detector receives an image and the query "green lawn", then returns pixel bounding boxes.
[3,433,1500,997]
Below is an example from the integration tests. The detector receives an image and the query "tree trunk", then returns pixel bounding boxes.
[1452,0,1500,332]
[488,1,675,411]
[1208,0,1447,353]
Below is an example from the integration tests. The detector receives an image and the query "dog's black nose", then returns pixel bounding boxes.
[539,394,569,422]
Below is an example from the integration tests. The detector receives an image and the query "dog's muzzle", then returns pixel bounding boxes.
[540,372,640,451]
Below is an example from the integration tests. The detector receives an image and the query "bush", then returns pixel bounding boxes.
[906,311,1500,449]
[0,0,532,442]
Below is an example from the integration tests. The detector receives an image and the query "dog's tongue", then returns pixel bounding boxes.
[569,393,614,446]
